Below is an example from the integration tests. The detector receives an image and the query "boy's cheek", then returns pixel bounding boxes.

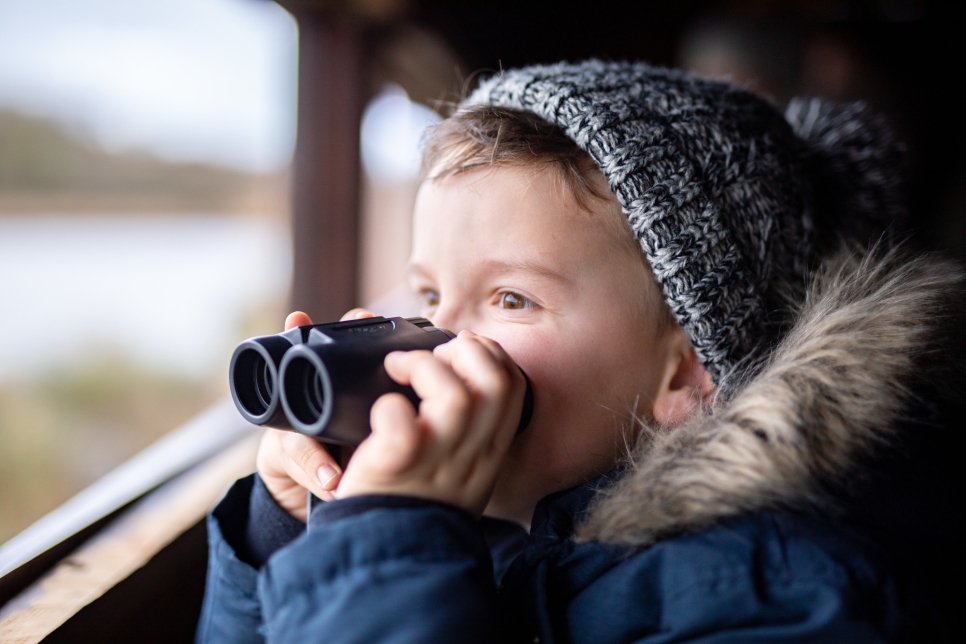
[500,331,600,423]
[511,327,645,414]
[481,325,560,379]
[474,319,625,424]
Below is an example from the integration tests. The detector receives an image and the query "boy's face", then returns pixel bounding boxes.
[409,165,677,524]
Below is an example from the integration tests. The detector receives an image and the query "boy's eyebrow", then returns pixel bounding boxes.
[406,259,570,284]
[406,262,433,280]
[479,259,572,283]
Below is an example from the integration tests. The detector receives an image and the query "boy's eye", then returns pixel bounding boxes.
[422,290,440,307]
[499,291,531,310]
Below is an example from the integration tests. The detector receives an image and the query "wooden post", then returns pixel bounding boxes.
[289,10,364,322]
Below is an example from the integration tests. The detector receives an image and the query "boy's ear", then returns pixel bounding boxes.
[651,332,714,426]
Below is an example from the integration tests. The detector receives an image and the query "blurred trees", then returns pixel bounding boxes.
[0,110,288,215]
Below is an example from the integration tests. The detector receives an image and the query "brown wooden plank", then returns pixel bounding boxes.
[41,519,210,644]
[0,400,256,606]
[0,434,260,644]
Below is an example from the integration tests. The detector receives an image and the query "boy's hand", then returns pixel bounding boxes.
[255,310,526,519]
[255,308,372,521]
[336,330,526,517]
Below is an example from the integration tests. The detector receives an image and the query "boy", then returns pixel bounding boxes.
[199,61,959,642]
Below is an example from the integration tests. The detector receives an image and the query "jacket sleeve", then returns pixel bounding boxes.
[195,475,266,644]
[257,496,501,644]
[197,474,309,643]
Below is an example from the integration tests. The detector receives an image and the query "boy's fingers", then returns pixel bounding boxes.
[436,333,522,416]
[340,308,376,321]
[385,350,473,446]
[285,311,313,331]
[444,337,519,463]
[257,429,301,481]
[366,393,423,475]
[373,336,521,500]
[256,429,324,520]
[279,432,342,497]
[450,332,521,384]
[434,331,518,383]
[400,334,523,462]
[383,350,416,385]
[451,336,514,400]
[460,333,528,430]
[467,335,528,451]
[337,394,422,499]
[287,308,374,332]
[286,308,374,331]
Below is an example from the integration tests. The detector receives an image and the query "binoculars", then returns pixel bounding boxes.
[229,316,533,446]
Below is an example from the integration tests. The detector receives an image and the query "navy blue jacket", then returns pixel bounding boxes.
[197,252,963,643]
[196,472,922,644]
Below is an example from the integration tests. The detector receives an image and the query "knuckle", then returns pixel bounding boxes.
[371,392,407,421]
[460,346,511,394]
[400,349,426,367]
[477,368,511,398]
[441,386,472,417]
[295,447,316,471]
[287,435,324,469]
[411,351,444,376]
[476,335,503,354]
[370,393,391,415]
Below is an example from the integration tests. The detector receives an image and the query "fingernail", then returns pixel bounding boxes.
[458,329,476,337]
[318,464,341,489]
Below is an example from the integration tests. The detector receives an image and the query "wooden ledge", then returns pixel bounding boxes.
[0,432,260,643]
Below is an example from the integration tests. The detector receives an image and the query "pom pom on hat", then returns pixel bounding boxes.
[785,97,907,253]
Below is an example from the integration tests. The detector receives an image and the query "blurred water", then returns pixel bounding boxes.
[0,214,290,380]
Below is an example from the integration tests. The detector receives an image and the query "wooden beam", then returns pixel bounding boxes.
[0,434,260,644]
[290,10,366,322]
[0,400,257,606]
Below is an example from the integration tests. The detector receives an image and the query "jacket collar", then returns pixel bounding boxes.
[529,469,624,541]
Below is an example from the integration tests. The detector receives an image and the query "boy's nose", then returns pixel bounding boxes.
[429,306,466,336]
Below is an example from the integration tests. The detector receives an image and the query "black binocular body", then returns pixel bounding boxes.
[229,316,533,446]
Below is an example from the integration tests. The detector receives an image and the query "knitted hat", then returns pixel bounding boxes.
[466,60,904,385]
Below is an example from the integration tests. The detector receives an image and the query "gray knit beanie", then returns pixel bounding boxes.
[465,60,904,386]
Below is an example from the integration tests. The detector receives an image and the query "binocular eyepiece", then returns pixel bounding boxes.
[229,316,533,446]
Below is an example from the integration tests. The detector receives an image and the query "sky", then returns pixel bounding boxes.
[0,0,298,172]
[360,84,441,182]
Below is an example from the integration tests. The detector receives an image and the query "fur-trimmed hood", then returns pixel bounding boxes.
[578,248,965,545]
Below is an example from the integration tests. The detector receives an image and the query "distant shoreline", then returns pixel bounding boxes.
[0,192,289,219]
[1,110,290,218]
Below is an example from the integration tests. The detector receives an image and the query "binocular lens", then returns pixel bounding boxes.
[254,357,274,411]
[284,355,327,426]
[233,348,276,417]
